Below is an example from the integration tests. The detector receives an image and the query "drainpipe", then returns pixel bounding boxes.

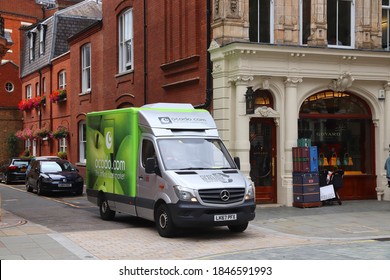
[39,69,42,155]
[143,0,148,105]
[195,0,213,109]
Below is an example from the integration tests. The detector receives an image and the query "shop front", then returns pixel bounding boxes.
[210,42,390,205]
[298,90,377,200]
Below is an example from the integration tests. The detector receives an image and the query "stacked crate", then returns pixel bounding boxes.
[292,172,321,207]
[292,140,321,208]
[292,146,318,173]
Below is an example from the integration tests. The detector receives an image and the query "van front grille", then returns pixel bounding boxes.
[198,188,245,204]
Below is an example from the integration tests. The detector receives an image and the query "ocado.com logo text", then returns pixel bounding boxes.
[95,157,126,171]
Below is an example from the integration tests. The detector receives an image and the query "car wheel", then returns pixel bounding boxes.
[4,174,10,185]
[155,203,176,238]
[25,181,33,192]
[75,189,83,196]
[228,222,248,233]
[99,195,115,221]
[36,181,43,196]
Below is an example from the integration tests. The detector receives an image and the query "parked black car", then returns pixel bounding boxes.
[0,158,31,184]
[25,156,60,176]
[25,158,84,196]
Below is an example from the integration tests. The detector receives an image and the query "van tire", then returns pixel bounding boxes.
[155,204,176,238]
[99,196,115,221]
[228,222,248,233]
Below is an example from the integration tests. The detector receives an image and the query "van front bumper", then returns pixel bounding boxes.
[167,200,256,228]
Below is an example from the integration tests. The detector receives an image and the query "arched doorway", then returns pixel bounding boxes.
[249,90,277,203]
[298,90,376,200]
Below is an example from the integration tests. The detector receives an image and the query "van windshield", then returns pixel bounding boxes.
[157,138,236,170]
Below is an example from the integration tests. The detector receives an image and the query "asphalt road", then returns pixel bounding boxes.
[1,182,390,261]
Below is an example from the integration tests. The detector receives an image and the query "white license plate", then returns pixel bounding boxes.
[214,214,237,222]
[58,183,72,187]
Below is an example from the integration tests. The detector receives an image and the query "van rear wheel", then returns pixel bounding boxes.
[99,196,115,221]
[155,204,176,238]
[228,222,248,233]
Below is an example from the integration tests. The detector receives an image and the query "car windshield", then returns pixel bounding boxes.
[157,138,236,170]
[41,161,76,173]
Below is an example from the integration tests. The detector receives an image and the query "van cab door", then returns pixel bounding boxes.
[136,138,159,221]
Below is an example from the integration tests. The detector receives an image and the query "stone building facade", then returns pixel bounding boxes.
[210,0,390,204]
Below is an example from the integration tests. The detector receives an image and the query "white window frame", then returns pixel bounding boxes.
[26,84,32,99]
[59,137,67,153]
[81,43,91,93]
[79,121,86,164]
[327,0,355,49]
[39,26,45,56]
[249,0,274,44]
[383,2,390,50]
[119,9,134,73]
[42,77,46,94]
[59,70,66,89]
[25,139,31,153]
[299,0,311,45]
[32,139,37,157]
[35,82,39,96]
[29,32,35,61]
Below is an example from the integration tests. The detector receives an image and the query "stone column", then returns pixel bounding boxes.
[284,77,302,173]
[230,75,253,177]
[384,82,390,151]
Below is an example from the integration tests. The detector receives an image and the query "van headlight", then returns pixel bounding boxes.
[245,183,255,200]
[173,186,197,202]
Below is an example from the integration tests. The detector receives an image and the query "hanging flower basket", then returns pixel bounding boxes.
[34,127,52,139]
[52,126,69,139]
[50,89,67,103]
[15,128,35,140]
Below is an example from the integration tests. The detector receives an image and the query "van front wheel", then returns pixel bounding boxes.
[228,222,248,233]
[155,204,176,238]
[99,196,115,221]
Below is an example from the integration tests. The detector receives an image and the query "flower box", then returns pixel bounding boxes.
[50,89,67,103]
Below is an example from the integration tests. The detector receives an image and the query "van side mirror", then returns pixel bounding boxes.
[145,157,161,176]
[234,157,241,170]
[145,157,156,174]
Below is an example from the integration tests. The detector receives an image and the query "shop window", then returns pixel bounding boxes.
[254,89,273,110]
[299,91,373,175]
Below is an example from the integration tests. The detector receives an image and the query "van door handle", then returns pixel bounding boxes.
[138,176,144,181]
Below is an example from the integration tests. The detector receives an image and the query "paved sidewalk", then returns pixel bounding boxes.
[1,200,390,260]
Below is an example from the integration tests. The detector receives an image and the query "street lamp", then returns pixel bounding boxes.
[245,86,255,115]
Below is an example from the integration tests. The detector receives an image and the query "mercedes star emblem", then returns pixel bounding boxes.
[220,190,230,201]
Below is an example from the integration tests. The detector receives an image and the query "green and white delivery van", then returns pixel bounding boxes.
[86,103,256,237]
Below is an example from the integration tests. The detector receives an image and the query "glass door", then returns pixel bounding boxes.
[249,118,277,203]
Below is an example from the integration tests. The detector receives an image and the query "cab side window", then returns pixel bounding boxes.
[141,139,156,167]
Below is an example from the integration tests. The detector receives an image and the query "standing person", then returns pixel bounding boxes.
[385,153,390,187]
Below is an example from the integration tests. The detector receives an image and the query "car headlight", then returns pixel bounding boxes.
[41,176,52,183]
[75,176,84,183]
[173,186,197,202]
[245,183,255,200]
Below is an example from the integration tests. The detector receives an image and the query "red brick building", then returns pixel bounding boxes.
[0,0,54,161]
[19,0,211,178]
